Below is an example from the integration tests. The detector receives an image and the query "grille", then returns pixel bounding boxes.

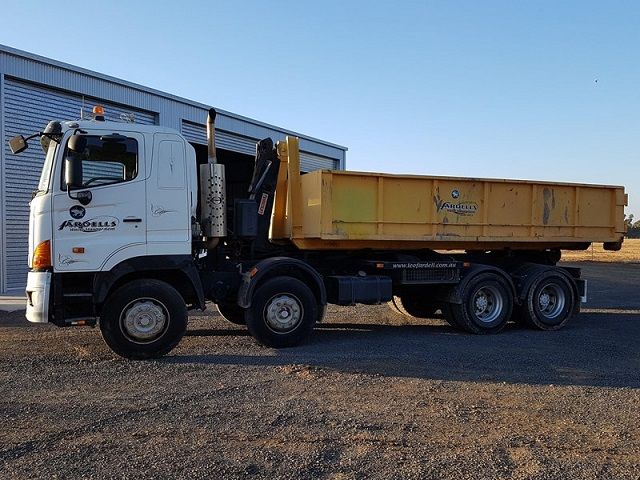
[402,268,458,284]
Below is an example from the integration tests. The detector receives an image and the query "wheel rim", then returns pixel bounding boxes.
[263,294,303,333]
[120,298,169,344]
[537,283,566,319]
[472,285,503,323]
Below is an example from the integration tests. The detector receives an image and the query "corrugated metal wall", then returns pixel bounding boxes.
[181,120,338,172]
[2,79,156,292]
[182,120,257,156]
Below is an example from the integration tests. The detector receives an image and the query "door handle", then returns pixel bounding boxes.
[123,217,142,223]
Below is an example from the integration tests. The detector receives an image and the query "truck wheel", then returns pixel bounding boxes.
[441,303,461,329]
[216,303,246,325]
[388,295,438,318]
[245,276,318,348]
[99,279,187,360]
[518,272,575,330]
[448,272,513,334]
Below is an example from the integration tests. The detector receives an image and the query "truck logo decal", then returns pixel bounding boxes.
[69,206,86,219]
[58,216,119,233]
[151,204,176,217]
[439,201,478,216]
[434,194,478,216]
[451,189,460,199]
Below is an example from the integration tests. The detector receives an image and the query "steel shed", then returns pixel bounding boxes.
[0,44,347,294]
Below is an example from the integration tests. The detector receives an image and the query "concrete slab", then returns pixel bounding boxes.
[0,295,26,312]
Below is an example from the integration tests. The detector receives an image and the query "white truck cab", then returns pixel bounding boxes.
[22,117,198,326]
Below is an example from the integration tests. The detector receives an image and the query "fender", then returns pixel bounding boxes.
[237,256,327,308]
[94,255,205,309]
[509,263,580,310]
[442,264,516,305]
[512,264,553,304]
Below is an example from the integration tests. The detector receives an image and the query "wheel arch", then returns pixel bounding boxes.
[238,257,327,309]
[509,263,579,307]
[443,264,516,305]
[94,255,205,313]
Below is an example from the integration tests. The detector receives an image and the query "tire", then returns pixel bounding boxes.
[245,276,319,348]
[99,279,187,360]
[216,302,246,325]
[517,271,575,330]
[447,272,513,334]
[388,295,438,318]
[441,303,462,329]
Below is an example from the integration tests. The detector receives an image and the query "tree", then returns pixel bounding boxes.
[625,214,640,238]
[624,214,634,228]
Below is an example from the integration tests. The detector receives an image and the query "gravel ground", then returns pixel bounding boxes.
[1,263,639,479]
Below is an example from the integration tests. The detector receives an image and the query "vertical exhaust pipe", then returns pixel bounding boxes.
[200,108,227,242]
[207,108,218,164]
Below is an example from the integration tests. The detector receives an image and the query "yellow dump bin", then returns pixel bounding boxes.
[272,138,627,251]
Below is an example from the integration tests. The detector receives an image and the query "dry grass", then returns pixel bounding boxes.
[561,238,640,263]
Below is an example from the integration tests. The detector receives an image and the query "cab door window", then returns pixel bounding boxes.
[61,135,138,189]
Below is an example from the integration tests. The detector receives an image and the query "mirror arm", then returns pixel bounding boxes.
[23,132,43,142]
[20,131,62,145]
[42,132,62,144]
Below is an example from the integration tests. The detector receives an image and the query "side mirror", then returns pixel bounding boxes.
[64,156,92,205]
[67,134,87,153]
[64,156,83,190]
[9,135,28,154]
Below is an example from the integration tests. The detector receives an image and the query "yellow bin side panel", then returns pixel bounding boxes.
[292,171,625,251]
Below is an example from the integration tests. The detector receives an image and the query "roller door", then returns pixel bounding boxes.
[299,152,338,172]
[181,121,338,172]
[182,120,257,156]
[2,78,156,292]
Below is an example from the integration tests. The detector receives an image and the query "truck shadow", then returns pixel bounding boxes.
[176,311,640,389]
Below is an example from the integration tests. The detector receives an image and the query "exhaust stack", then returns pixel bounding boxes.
[207,107,218,164]
[200,108,227,239]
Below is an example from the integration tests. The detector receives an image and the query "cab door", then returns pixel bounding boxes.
[52,130,147,272]
[146,133,191,254]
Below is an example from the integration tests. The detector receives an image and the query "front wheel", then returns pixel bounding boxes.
[99,279,187,360]
[245,276,319,348]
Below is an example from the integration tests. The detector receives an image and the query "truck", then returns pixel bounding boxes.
[8,106,627,359]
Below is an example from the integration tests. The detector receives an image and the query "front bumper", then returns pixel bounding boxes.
[25,271,52,323]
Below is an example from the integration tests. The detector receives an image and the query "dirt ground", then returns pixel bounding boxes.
[1,263,639,479]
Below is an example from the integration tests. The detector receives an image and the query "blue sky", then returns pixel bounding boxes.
[2,0,639,214]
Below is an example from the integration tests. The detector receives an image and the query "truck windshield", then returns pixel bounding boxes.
[36,140,57,194]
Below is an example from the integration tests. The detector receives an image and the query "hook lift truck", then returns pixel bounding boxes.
[9,107,626,359]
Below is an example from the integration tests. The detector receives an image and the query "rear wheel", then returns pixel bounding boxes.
[99,279,187,359]
[245,276,319,348]
[447,272,513,334]
[216,302,246,326]
[518,271,575,330]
